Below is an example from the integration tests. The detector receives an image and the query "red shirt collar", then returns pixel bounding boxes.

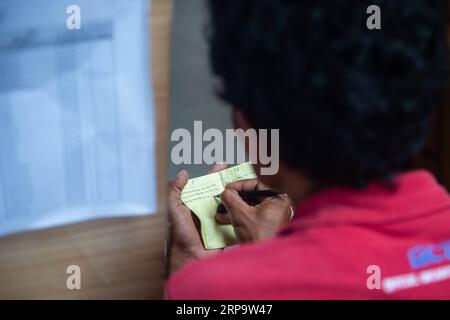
[281,170,450,233]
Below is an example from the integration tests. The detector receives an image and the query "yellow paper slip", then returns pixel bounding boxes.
[181,162,256,249]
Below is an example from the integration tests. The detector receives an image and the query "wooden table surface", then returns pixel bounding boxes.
[0,0,172,299]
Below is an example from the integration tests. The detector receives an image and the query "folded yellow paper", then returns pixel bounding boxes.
[181,163,256,249]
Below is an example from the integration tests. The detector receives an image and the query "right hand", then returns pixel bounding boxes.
[216,179,292,243]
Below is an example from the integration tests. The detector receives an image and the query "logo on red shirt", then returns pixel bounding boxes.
[407,240,450,270]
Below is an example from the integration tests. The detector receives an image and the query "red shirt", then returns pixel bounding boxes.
[167,170,450,299]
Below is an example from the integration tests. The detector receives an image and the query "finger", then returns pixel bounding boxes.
[259,193,290,206]
[208,162,227,174]
[255,193,292,214]
[220,189,252,226]
[215,212,232,225]
[168,170,189,207]
[225,178,269,191]
[167,171,201,239]
[169,170,189,191]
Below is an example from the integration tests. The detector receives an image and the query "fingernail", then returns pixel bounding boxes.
[176,170,185,178]
[216,161,226,165]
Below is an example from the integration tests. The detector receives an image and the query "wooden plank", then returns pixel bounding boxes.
[0,0,171,299]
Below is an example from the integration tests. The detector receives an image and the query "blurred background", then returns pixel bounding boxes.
[168,0,232,179]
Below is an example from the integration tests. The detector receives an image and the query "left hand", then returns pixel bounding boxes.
[167,163,226,274]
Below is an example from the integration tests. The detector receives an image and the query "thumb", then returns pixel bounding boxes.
[168,170,189,205]
[170,170,189,192]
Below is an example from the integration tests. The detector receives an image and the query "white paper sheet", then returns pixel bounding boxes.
[0,0,157,236]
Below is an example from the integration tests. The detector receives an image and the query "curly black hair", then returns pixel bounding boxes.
[207,0,449,188]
